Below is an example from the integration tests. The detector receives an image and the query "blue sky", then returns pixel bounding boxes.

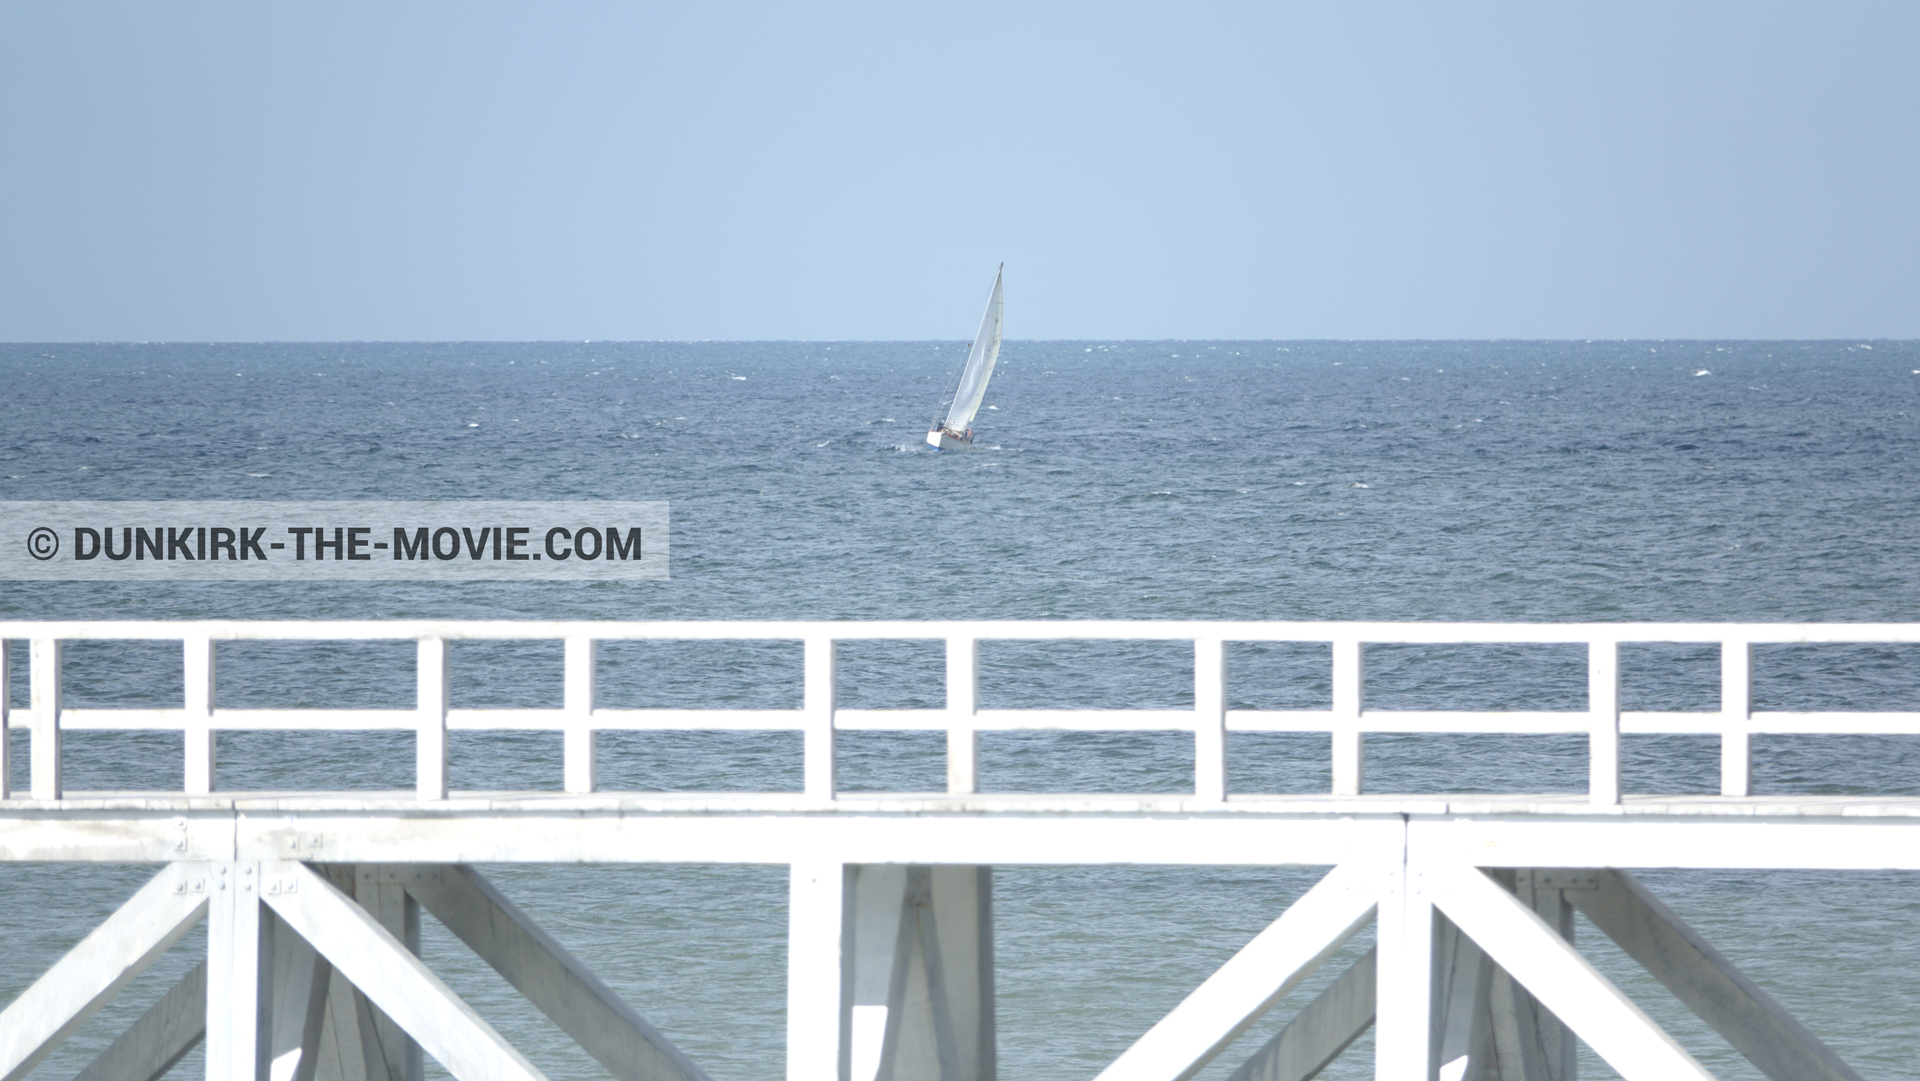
[2,2,1915,341]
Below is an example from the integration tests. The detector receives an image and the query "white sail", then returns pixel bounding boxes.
[943,265,1004,433]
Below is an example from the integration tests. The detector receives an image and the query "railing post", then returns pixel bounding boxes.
[30,638,62,801]
[0,638,10,801]
[564,637,597,794]
[184,636,216,795]
[947,634,979,795]
[1589,638,1621,805]
[1331,638,1364,796]
[417,637,449,801]
[805,635,836,802]
[1720,638,1754,797]
[1194,637,1226,803]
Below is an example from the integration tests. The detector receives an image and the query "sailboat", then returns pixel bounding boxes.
[927,264,1004,450]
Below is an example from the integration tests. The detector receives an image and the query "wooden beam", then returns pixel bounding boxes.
[351,868,420,1081]
[72,963,206,1081]
[787,862,853,1081]
[262,862,547,1081]
[1427,864,1713,1081]
[264,907,332,1081]
[1374,860,1434,1081]
[1223,948,1374,1081]
[1093,863,1382,1081]
[0,863,207,1081]
[206,863,266,1081]
[1568,868,1865,1081]
[395,864,712,1081]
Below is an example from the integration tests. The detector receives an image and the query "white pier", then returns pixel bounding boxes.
[2,620,1917,1081]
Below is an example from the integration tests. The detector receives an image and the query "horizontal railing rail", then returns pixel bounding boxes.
[3,621,1919,805]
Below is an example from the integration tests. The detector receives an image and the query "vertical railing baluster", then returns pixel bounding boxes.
[946,634,978,795]
[564,637,597,794]
[1194,637,1226,803]
[184,636,216,795]
[0,638,10,800]
[417,638,449,800]
[1589,638,1622,805]
[804,635,836,802]
[30,638,61,801]
[1720,637,1754,797]
[1331,638,1364,796]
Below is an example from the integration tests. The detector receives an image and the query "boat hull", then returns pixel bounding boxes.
[927,428,971,451]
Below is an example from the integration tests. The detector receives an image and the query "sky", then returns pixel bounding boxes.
[2,2,1916,342]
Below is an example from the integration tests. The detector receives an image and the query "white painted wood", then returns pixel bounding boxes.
[264,907,332,1081]
[1719,640,1753,798]
[397,864,712,1081]
[311,867,379,1081]
[73,961,207,1081]
[1426,864,1714,1081]
[262,862,549,1081]
[564,637,596,794]
[184,636,216,795]
[848,865,909,1081]
[0,862,207,1081]
[1477,870,1576,1081]
[1568,868,1864,1081]
[945,636,978,795]
[1373,862,1432,1081]
[787,861,853,1081]
[206,861,267,1081]
[353,868,421,1081]
[1429,915,1491,1081]
[1587,641,1619,806]
[415,640,448,801]
[1095,863,1382,1081]
[1224,948,1374,1081]
[841,865,994,1081]
[1331,639,1363,796]
[922,866,993,1081]
[804,637,836,802]
[1,637,11,800]
[31,637,61,801]
[1193,639,1226,803]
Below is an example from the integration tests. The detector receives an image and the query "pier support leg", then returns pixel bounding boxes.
[311,866,416,1081]
[788,864,995,1081]
[1476,871,1578,1081]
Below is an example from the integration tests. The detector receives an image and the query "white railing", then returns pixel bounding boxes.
[2,621,1918,805]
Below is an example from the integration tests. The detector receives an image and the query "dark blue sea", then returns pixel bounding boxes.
[2,340,1918,1079]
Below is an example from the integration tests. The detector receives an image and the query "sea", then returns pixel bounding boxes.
[2,339,1918,1080]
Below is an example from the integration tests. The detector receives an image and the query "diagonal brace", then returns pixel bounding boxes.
[262,863,548,1081]
[1094,863,1383,1081]
[394,864,712,1081]
[0,863,209,1081]
[73,961,207,1081]
[1225,947,1374,1081]
[1569,868,1864,1081]
[1427,863,1714,1081]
